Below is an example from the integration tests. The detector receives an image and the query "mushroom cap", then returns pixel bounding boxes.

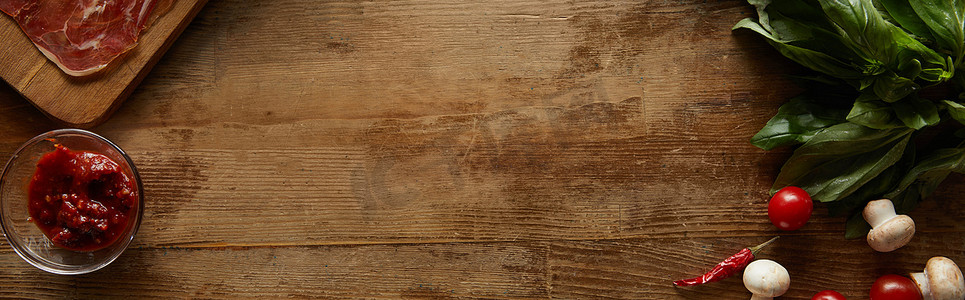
[924,257,965,300]
[743,259,790,298]
[867,214,915,252]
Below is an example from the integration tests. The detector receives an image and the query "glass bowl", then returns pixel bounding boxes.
[0,129,143,275]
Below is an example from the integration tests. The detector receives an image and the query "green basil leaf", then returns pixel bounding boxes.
[768,2,871,64]
[885,147,965,201]
[893,96,940,129]
[751,95,850,150]
[875,0,937,41]
[890,29,954,83]
[817,0,952,92]
[734,18,863,79]
[771,123,914,202]
[735,0,873,79]
[891,184,922,214]
[872,72,918,102]
[739,0,952,95]
[941,99,965,125]
[889,25,955,84]
[919,66,954,83]
[896,57,923,80]
[857,77,877,90]
[818,0,898,61]
[909,0,965,62]
[844,211,872,239]
[847,94,905,129]
[826,138,915,217]
[826,167,895,216]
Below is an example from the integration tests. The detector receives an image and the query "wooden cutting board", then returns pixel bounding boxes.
[0,0,208,128]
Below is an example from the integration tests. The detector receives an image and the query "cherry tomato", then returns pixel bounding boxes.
[870,274,922,300]
[768,186,813,231]
[812,290,846,300]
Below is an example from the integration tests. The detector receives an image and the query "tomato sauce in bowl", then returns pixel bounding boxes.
[28,144,138,251]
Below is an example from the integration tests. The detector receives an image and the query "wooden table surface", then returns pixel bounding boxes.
[1,0,964,298]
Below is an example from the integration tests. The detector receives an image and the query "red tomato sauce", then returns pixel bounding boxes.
[27,144,137,251]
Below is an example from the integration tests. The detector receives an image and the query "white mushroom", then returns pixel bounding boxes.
[863,199,915,252]
[910,257,965,300]
[743,259,790,300]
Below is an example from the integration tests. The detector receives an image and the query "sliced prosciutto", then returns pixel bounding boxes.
[0,0,158,76]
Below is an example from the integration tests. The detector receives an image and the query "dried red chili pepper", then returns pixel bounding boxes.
[672,236,780,287]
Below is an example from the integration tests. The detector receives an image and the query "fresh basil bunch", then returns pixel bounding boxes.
[735,0,965,237]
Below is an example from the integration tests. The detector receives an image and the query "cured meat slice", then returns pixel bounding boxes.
[0,0,158,76]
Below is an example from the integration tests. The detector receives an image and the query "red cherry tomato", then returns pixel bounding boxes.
[812,290,846,300]
[768,186,813,231]
[870,274,922,300]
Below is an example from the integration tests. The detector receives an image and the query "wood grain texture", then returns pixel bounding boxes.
[0,0,208,127]
[0,0,964,298]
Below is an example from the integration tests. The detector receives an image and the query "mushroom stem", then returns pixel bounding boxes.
[749,295,773,300]
[910,272,932,300]
[864,199,898,228]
